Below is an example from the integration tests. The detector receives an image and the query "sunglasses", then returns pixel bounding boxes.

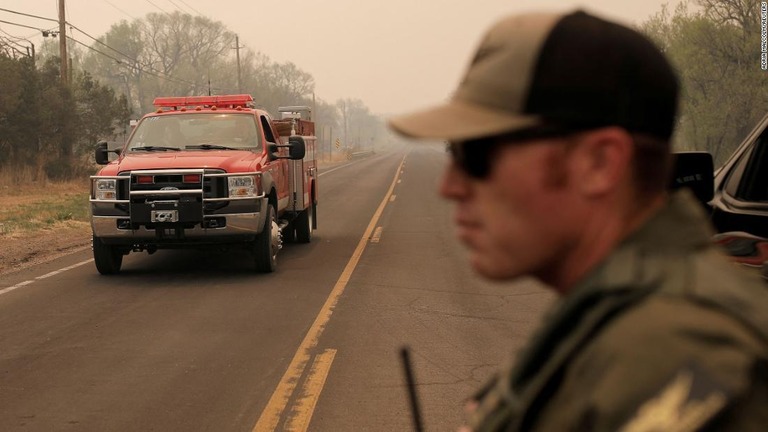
[447,124,586,179]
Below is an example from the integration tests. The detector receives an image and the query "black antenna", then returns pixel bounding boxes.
[400,346,424,432]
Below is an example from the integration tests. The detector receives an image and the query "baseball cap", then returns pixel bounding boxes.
[389,10,679,141]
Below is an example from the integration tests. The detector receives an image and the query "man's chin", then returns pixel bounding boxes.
[470,256,523,281]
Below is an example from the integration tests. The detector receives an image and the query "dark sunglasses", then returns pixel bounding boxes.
[447,124,587,179]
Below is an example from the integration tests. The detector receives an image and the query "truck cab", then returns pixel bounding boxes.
[89,94,318,275]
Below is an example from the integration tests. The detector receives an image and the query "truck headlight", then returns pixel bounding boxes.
[228,175,257,198]
[94,179,117,200]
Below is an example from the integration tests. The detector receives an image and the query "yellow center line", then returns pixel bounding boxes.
[370,226,383,244]
[252,154,407,432]
[284,349,338,431]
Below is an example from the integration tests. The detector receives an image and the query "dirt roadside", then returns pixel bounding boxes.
[0,221,92,277]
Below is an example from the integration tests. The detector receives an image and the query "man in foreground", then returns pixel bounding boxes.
[389,10,768,431]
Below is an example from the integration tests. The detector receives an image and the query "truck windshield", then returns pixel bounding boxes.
[126,113,262,151]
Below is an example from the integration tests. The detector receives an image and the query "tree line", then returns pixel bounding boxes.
[641,0,768,164]
[0,55,129,181]
[0,11,385,182]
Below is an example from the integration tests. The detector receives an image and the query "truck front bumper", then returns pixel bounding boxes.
[91,206,267,244]
[90,170,267,246]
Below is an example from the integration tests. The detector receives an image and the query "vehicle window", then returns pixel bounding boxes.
[735,132,768,202]
[723,145,754,198]
[260,116,277,143]
[126,113,262,150]
[127,116,184,149]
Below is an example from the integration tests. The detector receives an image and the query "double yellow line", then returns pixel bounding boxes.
[253,155,407,431]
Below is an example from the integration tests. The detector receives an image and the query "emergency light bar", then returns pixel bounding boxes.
[153,94,254,109]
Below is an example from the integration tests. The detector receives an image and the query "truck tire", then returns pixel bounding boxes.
[93,235,123,275]
[254,204,279,273]
[295,202,314,244]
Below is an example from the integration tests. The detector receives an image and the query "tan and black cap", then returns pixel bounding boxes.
[389,10,679,142]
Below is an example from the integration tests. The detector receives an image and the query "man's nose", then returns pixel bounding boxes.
[439,162,472,200]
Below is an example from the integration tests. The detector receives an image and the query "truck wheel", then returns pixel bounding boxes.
[295,203,313,244]
[93,235,123,275]
[254,204,279,272]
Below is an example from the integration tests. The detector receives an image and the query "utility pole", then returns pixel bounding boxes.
[341,100,347,149]
[58,0,68,85]
[18,42,35,63]
[234,35,242,93]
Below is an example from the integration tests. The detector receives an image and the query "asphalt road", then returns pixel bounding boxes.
[0,146,555,431]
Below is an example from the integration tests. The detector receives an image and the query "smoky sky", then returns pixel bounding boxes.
[0,0,678,114]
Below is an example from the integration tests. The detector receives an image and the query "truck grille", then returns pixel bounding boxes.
[121,169,224,194]
[93,169,263,221]
[117,169,227,212]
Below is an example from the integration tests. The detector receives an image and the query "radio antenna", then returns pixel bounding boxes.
[400,346,424,432]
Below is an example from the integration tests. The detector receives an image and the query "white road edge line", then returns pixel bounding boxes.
[0,259,93,296]
[318,161,356,177]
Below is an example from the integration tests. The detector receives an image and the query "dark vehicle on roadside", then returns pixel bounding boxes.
[673,113,768,280]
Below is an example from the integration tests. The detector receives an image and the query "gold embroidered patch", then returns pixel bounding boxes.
[620,370,727,432]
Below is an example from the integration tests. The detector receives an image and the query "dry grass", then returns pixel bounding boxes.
[0,171,90,236]
[0,172,93,274]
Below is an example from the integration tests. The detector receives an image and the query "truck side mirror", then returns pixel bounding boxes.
[288,136,306,160]
[268,136,306,160]
[669,151,714,205]
[267,143,279,160]
[95,141,121,165]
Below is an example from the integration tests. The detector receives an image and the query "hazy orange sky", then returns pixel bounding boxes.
[0,0,680,115]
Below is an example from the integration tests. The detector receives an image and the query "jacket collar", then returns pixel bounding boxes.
[505,191,715,426]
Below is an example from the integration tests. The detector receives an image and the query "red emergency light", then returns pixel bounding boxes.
[183,174,201,183]
[153,94,254,109]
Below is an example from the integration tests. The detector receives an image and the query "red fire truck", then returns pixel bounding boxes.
[89,94,317,275]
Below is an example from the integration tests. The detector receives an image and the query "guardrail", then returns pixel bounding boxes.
[349,150,375,160]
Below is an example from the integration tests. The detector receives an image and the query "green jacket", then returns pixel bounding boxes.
[469,191,768,431]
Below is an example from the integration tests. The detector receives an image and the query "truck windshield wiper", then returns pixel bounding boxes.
[130,146,181,152]
[186,143,239,150]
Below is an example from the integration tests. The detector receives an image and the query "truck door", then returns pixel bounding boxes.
[711,114,768,237]
[260,115,290,210]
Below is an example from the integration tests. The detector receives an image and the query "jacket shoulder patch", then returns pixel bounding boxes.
[620,368,728,432]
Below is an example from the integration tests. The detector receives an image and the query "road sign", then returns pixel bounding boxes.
[335,138,341,149]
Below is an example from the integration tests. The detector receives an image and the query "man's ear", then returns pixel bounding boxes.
[571,127,634,197]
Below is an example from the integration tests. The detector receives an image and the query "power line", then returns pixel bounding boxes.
[0,19,44,32]
[0,5,211,92]
[65,21,203,89]
[0,9,53,59]
[166,0,188,14]
[66,21,134,61]
[0,32,31,49]
[0,34,34,58]
[102,0,136,20]
[66,34,197,88]
[0,7,58,23]
[0,17,56,40]
[0,25,39,42]
[0,14,200,89]
[177,0,203,16]
[145,0,170,15]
